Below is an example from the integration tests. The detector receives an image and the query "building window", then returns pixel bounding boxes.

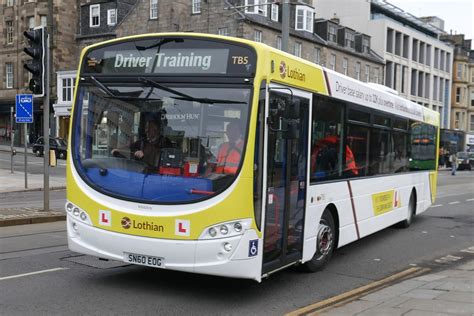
[342,58,348,75]
[245,0,267,17]
[7,0,14,6]
[345,32,354,49]
[254,30,262,43]
[365,65,370,82]
[454,112,460,129]
[6,21,14,45]
[330,54,336,71]
[314,47,320,64]
[355,62,361,80]
[28,16,35,30]
[328,25,337,42]
[455,87,461,103]
[470,114,474,132]
[374,67,379,84]
[218,27,229,36]
[362,38,370,53]
[107,9,117,26]
[295,6,314,32]
[276,36,282,50]
[457,64,463,79]
[150,0,158,19]
[192,0,201,14]
[62,78,76,102]
[6,63,14,89]
[271,4,279,21]
[294,42,302,57]
[90,4,100,27]
[40,15,47,27]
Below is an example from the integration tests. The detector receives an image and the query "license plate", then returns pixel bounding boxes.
[124,252,165,268]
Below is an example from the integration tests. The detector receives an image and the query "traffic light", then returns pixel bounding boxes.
[23,26,46,97]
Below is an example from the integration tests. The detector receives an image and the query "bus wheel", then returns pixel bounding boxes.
[302,210,335,272]
[397,191,416,228]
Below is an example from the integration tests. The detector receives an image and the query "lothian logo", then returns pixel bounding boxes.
[279,61,286,79]
[121,217,131,229]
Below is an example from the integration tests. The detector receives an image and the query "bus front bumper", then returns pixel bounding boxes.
[67,216,262,281]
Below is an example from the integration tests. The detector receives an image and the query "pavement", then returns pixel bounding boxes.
[0,143,66,226]
[316,257,474,316]
[1,148,472,314]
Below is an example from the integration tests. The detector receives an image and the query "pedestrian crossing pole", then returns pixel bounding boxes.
[43,32,50,212]
[10,107,14,174]
[24,123,27,188]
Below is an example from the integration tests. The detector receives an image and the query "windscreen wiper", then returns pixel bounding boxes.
[139,78,246,104]
[84,76,161,101]
[87,76,116,97]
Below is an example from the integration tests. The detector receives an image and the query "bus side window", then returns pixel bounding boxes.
[346,124,369,177]
[310,96,344,182]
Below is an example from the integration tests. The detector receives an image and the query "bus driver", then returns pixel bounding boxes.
[112,120,163,169]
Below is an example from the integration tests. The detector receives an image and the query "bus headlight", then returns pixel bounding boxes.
[73,208,80,217]
[66,203,74,212]
[199,219,253,240]
[220,225,229,235]
[233,222,242,232]
[208,227,217,237]
[223,242,232,252]
[80,212,87,221]
[66,201,92,226]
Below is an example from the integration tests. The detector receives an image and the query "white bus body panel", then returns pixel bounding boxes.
[302,172,433,264]
[67,155,264,281]
[67,217,262,281]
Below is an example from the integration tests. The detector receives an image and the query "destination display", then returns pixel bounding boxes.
[82,37,256,76]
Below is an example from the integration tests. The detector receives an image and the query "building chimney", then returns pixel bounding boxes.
[331,13,340,24]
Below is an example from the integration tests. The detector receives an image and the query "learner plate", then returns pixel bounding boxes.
[124,252,165,268]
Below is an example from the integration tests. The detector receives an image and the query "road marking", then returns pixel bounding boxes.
[286,267,428,316]
[0,267,68,281]
[460,246,474,254]
[430,204,442,208]
[435,255,463,264]
[466,199,474,202]
[448,201,460,205]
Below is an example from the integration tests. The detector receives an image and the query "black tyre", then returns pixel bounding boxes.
[59,152,66,159]
[396,191,416,228]
[301,209,336,272]
[35,150,42,157]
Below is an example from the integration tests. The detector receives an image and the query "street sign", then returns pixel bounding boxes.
[15,94,34,123]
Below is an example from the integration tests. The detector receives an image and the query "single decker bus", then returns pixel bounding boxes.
[66,33,439,281]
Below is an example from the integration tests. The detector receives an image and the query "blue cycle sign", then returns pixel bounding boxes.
[16,94,34,123]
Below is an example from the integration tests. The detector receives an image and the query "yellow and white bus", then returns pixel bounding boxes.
[66,33,439,281]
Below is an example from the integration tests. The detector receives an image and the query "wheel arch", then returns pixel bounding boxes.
[324,203,340,250]
[411,187,417,215]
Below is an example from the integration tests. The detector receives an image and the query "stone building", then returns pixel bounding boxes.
[315,0,454,128]
[440,33,474,150]
[52,0,137,140]
[115,0,383,79]
[48,0,384,139]
[314,19,384,83]
[0,0,78,146]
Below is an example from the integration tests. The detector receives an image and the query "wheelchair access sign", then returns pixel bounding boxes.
[16,94,34,123]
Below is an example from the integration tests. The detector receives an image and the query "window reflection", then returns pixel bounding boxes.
[74,84,251,203]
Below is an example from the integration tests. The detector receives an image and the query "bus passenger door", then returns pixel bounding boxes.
[262,86,310,274]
